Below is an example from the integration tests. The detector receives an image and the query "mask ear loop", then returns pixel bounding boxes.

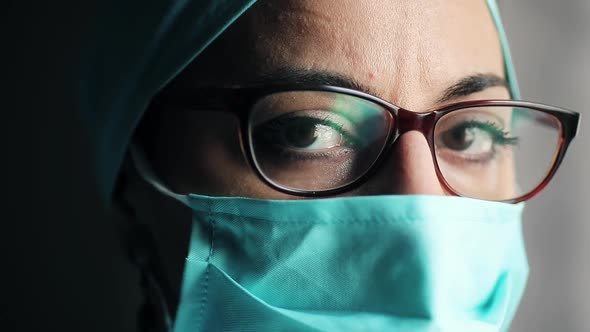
[486,0,521,100]
[114,160,175,332]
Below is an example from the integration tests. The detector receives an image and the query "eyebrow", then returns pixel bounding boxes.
[249,67,380,97]
[247,68,507,104]
[438,73,507,104]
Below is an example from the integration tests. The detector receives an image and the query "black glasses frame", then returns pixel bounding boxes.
[150,84,580,203]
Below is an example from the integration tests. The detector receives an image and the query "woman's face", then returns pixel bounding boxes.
[139,0,511,199]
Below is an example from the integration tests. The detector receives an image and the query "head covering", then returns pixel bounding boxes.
[80,0,519,203]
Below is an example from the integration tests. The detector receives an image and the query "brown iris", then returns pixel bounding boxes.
[283,118,319,148]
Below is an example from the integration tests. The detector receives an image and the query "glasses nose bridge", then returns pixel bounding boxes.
[396,108,433,138]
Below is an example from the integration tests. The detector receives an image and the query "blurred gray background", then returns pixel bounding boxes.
[2,0,588,331]
[501,0,590,331]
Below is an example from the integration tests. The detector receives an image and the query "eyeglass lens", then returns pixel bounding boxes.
[248,91,562,201]
[435,106,561,200]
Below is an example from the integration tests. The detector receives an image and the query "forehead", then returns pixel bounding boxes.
[181,0,504,108]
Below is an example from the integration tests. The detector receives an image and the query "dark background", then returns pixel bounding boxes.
[2,2,139,331]
[2,1,588,331]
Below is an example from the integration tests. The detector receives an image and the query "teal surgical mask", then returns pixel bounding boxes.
[131,148,529,332]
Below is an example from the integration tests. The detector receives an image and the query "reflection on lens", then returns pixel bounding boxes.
[435,106,561,201]
[249,91,392,192]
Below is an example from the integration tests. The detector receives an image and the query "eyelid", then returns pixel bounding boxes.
[436,109,507,133]
[262,109,358,134]
[257,110,368,150]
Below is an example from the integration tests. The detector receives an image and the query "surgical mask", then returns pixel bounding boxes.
[131,147,529,332]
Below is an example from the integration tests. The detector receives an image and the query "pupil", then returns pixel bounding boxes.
[284,121,318,148]
[444,126,474,151]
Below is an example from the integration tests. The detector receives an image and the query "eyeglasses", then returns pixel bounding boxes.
[151,85,580,203]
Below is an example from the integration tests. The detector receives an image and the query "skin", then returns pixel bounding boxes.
[124,0,512,313]
[139,0,511,199]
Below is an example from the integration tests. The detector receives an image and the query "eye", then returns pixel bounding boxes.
[436,120,518,163]
[252,110,360,160]
[280,117,344,150]
[440,123,493,153]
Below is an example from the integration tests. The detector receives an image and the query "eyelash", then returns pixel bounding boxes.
[460,120,519,146]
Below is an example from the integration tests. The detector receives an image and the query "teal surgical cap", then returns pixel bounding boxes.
[83,0,519,203]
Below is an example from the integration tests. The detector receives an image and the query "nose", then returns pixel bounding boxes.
[363,131,446,196]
